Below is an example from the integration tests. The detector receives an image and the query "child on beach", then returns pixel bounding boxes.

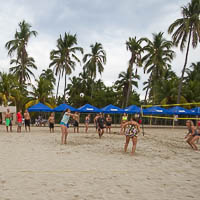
[60,109,75,145]
[123,118,141,155]
[48,113,55,133]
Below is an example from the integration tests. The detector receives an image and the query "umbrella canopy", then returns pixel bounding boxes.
[77,104,101,113]
[28,102,53,112]
[143,106,168,115]
[190,107,200,115]
[124,105,141,114]
[167,106,192,115]
[53,104,77,112]
[101,104,124,114]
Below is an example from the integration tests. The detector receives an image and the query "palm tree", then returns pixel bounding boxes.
[83,42,106,97]
[125,37,145,107]
[50,32,83,101]
[168,0,200,103]
[49,51,63,99]
[5,20,38,84]
[142,32,175,104]
[9,56,37,83]
[186,62,200,81]
[0,72,17,106]
[143,75,152,103]
[115,68,139,108]
[184,62,200,102]
[26,76,55,109]
[40,69,56,86]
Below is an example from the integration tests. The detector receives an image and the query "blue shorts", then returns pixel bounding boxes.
[60,122,69,128]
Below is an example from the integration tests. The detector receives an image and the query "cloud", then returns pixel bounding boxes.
[0,0,199,100]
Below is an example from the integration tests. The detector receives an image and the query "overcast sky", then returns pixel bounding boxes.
[0,0,199,99]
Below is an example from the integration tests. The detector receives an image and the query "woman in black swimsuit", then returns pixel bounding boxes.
[123,118,141,155]
[106,114,112,133]
[190,121,200,150]
[185,120,199,150]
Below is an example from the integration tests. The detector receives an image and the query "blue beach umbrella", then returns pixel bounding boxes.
[190,107,200,115]
[124,105,141,114]
[53,104,77,112]
[28,102,53,112]
[143,106,169,115]
[167,106,192,115]
[77,104,101,113]
[101,104,124,114]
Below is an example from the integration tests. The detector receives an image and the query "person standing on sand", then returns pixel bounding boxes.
[94,114,100,132]
[85,114,90,133]
[97,113,106,138]
[120,113,128,134]
[60,109,75,145]
[16,110,22,133]
[48,113,55,133]
[123,118,141,156]
[185,120,199,150]
[73,112,80,133]
[106,114,112,133]
[24,109,31,132]
[5,109,12,132]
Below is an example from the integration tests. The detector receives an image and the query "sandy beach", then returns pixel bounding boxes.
[0,125,200,200]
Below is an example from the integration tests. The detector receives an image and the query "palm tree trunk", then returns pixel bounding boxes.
[91,82,94,98]
[125,60,134,107]
[144,74,152,103]
[63,73,67,103]
[56,71,61,99]
[90,76,95,98]
[144,88,149,103]
[177,29,192,104]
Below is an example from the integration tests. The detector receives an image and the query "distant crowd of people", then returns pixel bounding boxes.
[4,109,142,155]
[59,109,141,155]
[3,108,200,155]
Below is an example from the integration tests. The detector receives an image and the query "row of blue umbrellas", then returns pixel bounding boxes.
[28,103,200,115]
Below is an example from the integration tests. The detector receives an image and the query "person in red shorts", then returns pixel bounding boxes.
[17,110,23,133]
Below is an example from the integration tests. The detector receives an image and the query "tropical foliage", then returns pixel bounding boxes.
[1,0,200,112]
[5,20,38,85]
[168,0,200,103]
[49,32,83,101]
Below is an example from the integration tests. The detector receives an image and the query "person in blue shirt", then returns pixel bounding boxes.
[60,109,75,145]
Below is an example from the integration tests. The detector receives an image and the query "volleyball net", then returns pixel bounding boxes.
[140,102,200,121]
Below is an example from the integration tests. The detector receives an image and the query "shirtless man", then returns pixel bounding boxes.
[48,113,55,133]
[73,112,80,133]
[5,109,12,132]
[24,109,31,132]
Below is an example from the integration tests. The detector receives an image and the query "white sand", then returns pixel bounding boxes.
[0,125,200,200]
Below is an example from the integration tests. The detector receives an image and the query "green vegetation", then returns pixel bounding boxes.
[0,0,200,111]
